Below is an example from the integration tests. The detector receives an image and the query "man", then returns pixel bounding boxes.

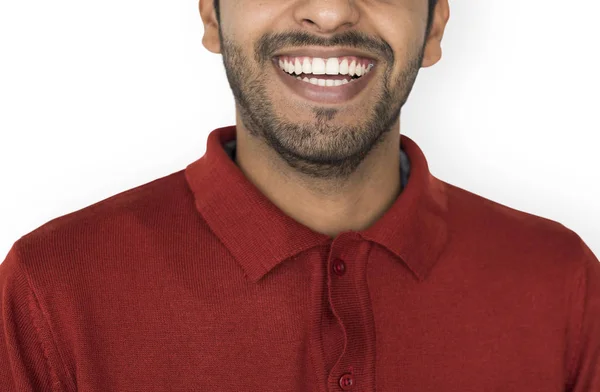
[1,0,598,390]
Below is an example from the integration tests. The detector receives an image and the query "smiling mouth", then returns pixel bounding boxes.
[271,55,378,104]
[275,55,374,86]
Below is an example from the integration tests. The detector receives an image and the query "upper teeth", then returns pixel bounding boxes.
[278,56,373,77]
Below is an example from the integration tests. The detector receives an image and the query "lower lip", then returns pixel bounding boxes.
[271,58,376,105]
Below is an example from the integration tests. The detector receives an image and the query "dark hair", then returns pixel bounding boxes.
[213,0,439,33]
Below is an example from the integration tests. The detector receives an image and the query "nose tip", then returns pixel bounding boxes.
[294,0,359,35]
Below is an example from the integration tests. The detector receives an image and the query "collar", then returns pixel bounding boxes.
[185,125,448,283]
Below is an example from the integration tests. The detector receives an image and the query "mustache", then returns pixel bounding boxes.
[254,30,394,65]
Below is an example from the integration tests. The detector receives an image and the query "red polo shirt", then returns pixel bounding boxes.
[1,125,599,391]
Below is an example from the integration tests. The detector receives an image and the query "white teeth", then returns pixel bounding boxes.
[279,56,375,79]
[339,59,349,75]
[302,58,312,74]
[279,56,372,87]
[356,63,363,77]
[296,76,357,87]
[325,58,339,75]
[312,58,326,75]
[348,60,356,76]
[294,58,302,75]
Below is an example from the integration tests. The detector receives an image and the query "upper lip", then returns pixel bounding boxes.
[272,47,378,63]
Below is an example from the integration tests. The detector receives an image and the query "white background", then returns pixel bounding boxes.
[1,0,599,260]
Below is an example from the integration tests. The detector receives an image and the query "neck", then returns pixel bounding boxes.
[233,118,403,238]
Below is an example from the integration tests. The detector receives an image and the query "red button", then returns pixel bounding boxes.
[339,373,354,390]
[332,258,346,276]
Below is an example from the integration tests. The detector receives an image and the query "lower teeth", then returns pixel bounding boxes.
[294,76,358,87]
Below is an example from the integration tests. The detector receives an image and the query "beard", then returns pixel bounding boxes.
[219,29,425,181]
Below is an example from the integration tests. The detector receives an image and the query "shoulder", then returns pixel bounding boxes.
[5,169,192,281]
[439,178,594,272]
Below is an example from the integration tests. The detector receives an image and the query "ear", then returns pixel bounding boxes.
[199,0,221,54]
[421,0,450,68]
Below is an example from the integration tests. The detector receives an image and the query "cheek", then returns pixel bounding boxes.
[375,12,426,69]
[223,0,281,40]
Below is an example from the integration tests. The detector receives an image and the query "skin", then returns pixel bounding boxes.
[199,0,450,237]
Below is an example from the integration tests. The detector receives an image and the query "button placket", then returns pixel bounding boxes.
[325,234,375,391]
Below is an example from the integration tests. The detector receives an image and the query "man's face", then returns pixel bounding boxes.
[205,0,436,180]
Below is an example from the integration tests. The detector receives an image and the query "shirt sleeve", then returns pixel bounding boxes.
[0,241,65,391]
[566,238,600,392]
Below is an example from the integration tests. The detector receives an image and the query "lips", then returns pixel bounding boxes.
[271,57,377,105]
